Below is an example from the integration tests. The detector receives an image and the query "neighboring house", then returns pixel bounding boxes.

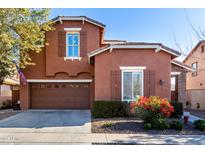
[184,40,205,110]
[20,16,182,110]
[0,78,19,106]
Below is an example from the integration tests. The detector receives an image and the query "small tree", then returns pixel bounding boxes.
[0,8,54,83]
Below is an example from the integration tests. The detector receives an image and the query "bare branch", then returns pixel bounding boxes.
[173,33,205,61]
[173,34,185,55]
[198,26,205,38]
[184,9,204,41]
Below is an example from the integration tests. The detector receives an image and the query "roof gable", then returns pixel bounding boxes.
[52,16,106,28]
[183,40,205,63]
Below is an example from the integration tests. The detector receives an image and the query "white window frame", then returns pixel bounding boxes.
[171,72,181,75]
[191,62,197,76]
[64,28,81,31]
[65,31,81,60]
[120,67,145,101]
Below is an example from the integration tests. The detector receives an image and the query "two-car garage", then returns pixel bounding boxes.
[30,82,91,109]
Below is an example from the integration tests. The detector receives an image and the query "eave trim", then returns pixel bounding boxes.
[53,16,105,29]
[27,79,92,83]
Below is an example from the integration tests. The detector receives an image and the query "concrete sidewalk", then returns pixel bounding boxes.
[0,133,205,145]
[189,114,204,123]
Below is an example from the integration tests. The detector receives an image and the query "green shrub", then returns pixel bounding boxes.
[92,100,130,118]
[170,101,183,118]
[143,123,152,130]
[142,114,169,130]
[102,122,113,128]
[141,112,169,130]
[0,99,12,109]
[151,115,169,130]
[170,120,183,130]
[194,120,205,131]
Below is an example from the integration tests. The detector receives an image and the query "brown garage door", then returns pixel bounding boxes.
[30,83,90,109]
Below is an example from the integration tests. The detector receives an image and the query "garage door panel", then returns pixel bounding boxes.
[30,83,90,109]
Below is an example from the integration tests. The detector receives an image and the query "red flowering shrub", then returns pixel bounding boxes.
[133,96,174,117]
[130,96,175,130]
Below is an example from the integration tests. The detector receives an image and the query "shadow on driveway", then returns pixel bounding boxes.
[0,110,91,129]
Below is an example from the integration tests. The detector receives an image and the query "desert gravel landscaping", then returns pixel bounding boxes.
[92,118,205,135]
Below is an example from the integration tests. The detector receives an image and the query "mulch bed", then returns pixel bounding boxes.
[92,118,205,135]
[0,109,21,120]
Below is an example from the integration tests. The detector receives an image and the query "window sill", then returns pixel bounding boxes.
[122,98,140,102]
[64,57,82,61]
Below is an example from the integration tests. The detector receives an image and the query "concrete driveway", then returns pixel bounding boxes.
[0,110,91,133]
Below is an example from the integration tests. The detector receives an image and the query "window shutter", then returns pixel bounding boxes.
[143,70,150,97]
[58,31,66,57]
[110,70,121,101]
[80,31,87,57]
[149,70,156,96]
[144,70,155,97]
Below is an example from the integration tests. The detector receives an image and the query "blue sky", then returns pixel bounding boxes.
[50,8,205,60]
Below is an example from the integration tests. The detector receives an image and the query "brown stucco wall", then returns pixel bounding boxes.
[94,49,172,100]
[45,21,100,77]
[20,20,100,109]
[22,20,101,79]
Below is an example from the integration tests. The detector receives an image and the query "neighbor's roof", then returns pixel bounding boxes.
[171,60,193,71]
[88,42,181,59]
[183,40,205,63]
[52,16,106,28]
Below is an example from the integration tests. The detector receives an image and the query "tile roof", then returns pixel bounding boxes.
[52,16,106,28]
[104,40,127,42]
[119,42,181,56]
[88,42,181,58]
[171,59,193,71]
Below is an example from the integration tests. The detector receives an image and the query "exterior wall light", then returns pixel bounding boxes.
[159,79,164,85]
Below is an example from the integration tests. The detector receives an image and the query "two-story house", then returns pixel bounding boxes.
[184,40,205,110]
[20,16,182,110]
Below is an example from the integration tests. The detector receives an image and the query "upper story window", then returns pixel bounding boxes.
[66,32,80,57]
[191,62,197,76]
[201,45,205,53]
